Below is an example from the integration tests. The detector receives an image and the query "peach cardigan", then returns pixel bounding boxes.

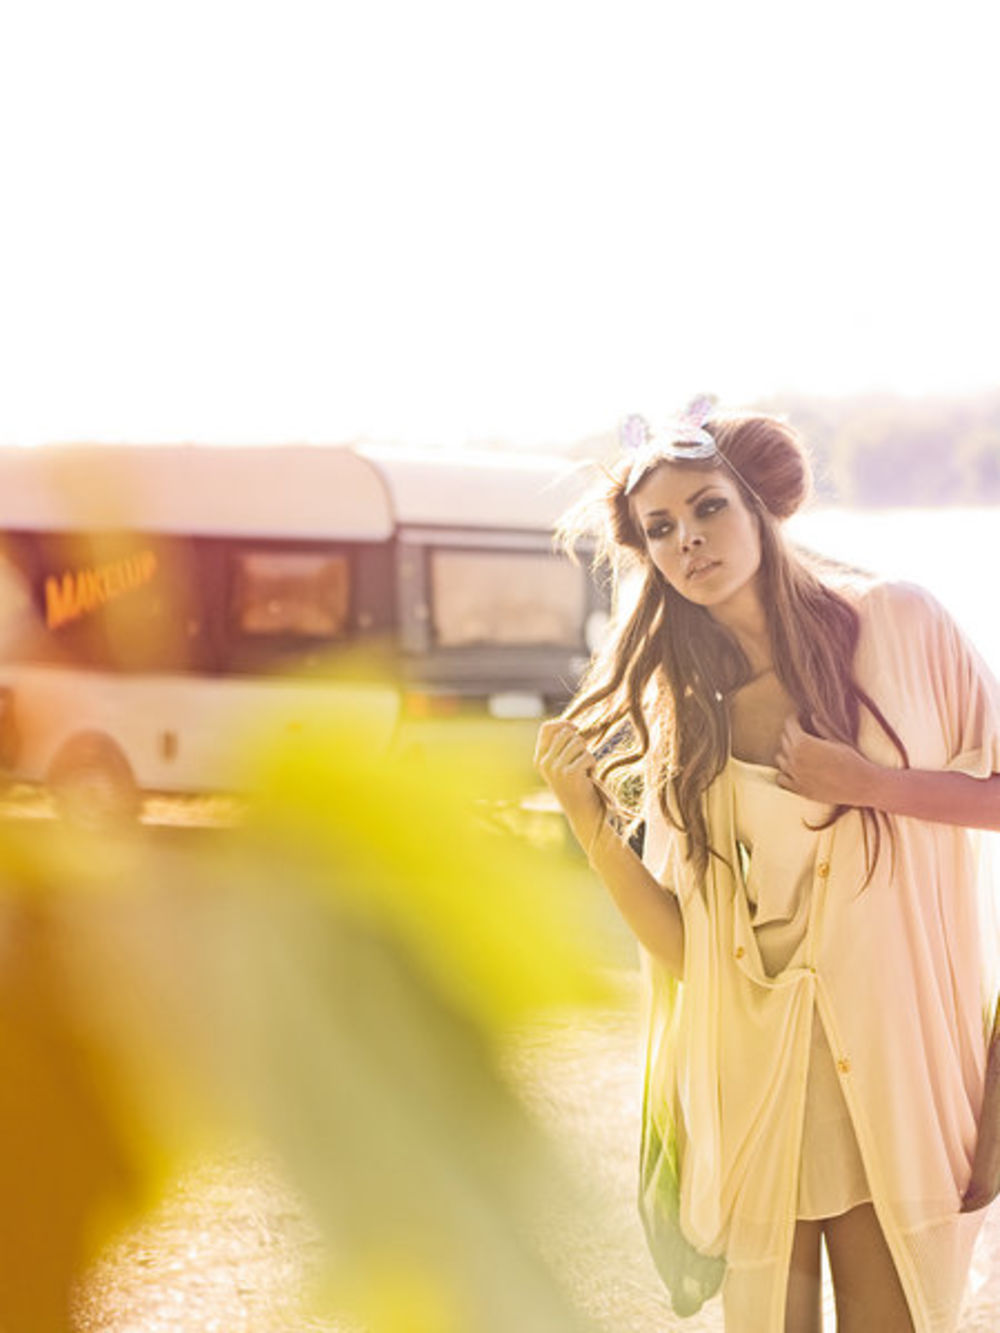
[640,581,1000,1332]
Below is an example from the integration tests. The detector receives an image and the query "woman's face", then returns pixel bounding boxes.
[629,463,763,612]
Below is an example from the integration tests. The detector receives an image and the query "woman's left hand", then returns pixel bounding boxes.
[775,717,880,806]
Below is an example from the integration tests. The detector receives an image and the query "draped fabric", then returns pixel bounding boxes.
[638,581,1000,1331]
[731,758,872,1220]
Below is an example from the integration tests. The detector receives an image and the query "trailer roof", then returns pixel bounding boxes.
[0,444,394,539]
[0,443,594,539]
[360,446,591,532]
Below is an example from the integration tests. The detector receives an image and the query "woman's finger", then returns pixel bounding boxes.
[564,750,597,776]
[805,712,834,741]
[536,724,593,776]
[781,715,803,746]
[532,720,560,766]
[548,731,588,768]
[534,720,580,767]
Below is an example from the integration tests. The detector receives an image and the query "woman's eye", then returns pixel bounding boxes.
[696,496,727,519]
[645,520,674,540]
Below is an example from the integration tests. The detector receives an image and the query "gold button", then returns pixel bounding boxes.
[734,946,745,960]
[836,1057,851,1075]
[816,861,830,879]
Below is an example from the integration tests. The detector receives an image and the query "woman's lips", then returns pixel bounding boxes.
[686,560,721,581]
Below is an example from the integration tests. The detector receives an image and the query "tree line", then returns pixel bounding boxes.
[554,389,1000,508]
[757,389,1000,506]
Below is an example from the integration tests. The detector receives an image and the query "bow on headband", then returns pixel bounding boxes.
[620,394,719,495]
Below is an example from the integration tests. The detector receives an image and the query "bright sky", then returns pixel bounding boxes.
[2,0,998,448]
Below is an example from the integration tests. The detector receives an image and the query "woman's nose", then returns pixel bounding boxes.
[679,528,704,553]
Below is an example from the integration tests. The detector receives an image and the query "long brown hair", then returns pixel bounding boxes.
[561,411,907,886]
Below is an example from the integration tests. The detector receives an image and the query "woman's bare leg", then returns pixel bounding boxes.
[823,1202,914,1333]
[784,1219,823,1333]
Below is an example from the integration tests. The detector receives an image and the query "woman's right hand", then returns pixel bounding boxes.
[533,719,605,850]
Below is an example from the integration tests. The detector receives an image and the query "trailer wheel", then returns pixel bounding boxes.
[48,733,141,831]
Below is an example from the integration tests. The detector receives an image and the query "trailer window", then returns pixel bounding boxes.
[231,552,350,638]
[4,533,213,672]
[430,550,583,648]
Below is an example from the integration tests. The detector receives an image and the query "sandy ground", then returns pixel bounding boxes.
[69,983,1000,1333]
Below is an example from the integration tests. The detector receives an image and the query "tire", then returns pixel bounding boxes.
[48,733,141,832]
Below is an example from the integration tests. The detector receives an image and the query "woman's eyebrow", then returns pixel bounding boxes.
[641,485,719,518]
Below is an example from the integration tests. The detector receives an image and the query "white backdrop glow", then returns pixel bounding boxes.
[1,0,999,446]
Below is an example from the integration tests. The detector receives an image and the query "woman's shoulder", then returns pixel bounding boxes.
[838,578,969,679]
[836,575,947,628]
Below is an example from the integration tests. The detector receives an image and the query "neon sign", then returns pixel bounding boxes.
[45,549,159,630]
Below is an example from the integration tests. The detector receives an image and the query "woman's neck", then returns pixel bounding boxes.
[707,579,772,674]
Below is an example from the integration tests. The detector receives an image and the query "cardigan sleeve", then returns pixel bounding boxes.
[641,784,682,897]
[872,581,1000,779]
[929,593,1000,779]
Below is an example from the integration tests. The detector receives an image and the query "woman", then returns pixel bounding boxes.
[534,398,1000,1333]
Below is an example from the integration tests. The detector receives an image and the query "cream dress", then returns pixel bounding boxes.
[731,755,870,1221]
[638,581,1000,1332]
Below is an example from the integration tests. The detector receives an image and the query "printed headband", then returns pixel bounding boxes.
[620,394,720,496]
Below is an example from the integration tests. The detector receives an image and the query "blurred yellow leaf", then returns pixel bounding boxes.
[236,720,609,1033]
[0,719,610,1333]
[0,873,157,1331]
